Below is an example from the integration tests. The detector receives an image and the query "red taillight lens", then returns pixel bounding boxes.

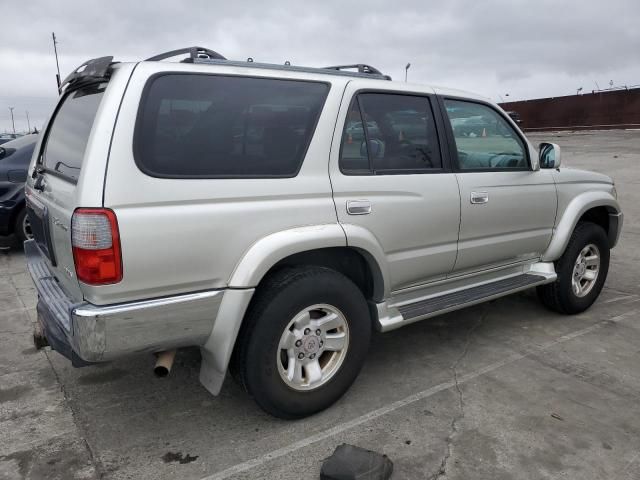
[71,208,122,285]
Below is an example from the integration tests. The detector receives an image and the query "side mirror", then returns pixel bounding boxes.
[539,142,561,169]
[0,147,5,159]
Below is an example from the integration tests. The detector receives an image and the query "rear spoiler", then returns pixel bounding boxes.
[59,56,115,94]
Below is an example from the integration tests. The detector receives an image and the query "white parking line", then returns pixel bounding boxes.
[201,308,640,480]
[602,294,639,304]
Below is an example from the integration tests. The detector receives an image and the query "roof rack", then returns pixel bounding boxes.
[146,47,391,80]
[324,64,391,80]
[145,47,226,62]
[58,48,391,95]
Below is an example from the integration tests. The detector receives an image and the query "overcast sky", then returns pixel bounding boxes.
[1,0,638,133]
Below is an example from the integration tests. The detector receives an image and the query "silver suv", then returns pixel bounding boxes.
[25,47,623,418]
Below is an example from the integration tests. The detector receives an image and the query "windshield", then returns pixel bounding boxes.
[41,84,105,181]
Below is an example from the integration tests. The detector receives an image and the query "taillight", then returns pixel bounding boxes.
[71,208,122,285]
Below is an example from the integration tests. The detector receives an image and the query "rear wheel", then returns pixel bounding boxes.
[233,267,371,419]
[537,222,609,314]
[14,208,33,245]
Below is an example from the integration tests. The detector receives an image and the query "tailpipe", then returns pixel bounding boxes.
[154,350,177,377]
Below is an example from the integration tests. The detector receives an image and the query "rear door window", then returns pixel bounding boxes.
[339,93,443,174]
[134,74,329,178]
[42,84,105,182]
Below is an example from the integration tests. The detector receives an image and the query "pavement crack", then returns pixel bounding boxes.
[429,308,486,480]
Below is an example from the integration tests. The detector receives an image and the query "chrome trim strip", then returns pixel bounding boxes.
[73,290,223,317]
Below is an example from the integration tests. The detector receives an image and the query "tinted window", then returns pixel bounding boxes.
[42,84,105,181]
[444,100,527,170]
[340,93,442,174]
[135,74,329,178]
[340,100,371,174]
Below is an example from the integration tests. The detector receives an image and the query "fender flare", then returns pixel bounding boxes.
[199,223,390,395]
[542,191,621,261]
[228,224,348,287]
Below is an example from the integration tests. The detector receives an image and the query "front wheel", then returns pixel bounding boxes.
[233,267,371,419]
[537,221,610,314]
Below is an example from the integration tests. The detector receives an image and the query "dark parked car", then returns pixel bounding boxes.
[0,133,23,145]
[0,134,38,244]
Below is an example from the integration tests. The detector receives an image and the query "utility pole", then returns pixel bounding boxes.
[404,63,411,82]
[26,111,31,132]
[52,32,61,90]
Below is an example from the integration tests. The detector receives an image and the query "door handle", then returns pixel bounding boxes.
[346,200,371,215]
[470,191,489,204]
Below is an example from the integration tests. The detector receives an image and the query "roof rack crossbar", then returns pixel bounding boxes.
[145,47,227,63]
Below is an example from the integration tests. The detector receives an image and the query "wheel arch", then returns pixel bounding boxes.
[543,191,622,261]
[200,224,388,396]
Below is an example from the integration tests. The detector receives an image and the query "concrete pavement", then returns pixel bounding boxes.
[1,129,639,479]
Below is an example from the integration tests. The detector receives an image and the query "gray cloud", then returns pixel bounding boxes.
[1,0,638,132]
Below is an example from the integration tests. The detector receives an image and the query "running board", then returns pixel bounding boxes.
[378,273,554,332]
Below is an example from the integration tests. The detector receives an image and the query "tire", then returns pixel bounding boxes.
[14,208,32,245]
[233,266,371,419]
[537,221,610,314]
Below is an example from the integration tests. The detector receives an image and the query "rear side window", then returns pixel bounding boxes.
[42,84,105,182]
[135,74,329,178]
[340,93,442,174]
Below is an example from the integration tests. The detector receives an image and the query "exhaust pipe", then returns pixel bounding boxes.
[154,350,177,377]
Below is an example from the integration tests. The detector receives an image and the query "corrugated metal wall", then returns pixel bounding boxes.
[500,87,640,131]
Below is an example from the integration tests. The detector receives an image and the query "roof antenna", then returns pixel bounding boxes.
[284,61,291,66]
[247,57,254,63]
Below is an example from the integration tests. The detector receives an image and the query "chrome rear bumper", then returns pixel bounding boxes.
[25,240,223,364]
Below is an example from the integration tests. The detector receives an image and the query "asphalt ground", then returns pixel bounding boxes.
[1,129,639,479]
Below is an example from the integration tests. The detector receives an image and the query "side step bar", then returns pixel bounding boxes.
[379,273,553,331]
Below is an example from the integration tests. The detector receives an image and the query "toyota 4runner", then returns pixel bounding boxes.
[25,47,623,418]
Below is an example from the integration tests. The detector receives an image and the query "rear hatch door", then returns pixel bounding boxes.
[25,62,134,302]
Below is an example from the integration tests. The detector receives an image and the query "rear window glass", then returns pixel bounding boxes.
[134,74,329,178]
[42,84,105,181]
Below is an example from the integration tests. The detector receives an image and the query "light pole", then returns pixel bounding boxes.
[405,63,411,82]
[8,107,15,134]
[26,111,31,132]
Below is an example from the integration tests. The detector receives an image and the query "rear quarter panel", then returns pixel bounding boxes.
[95,63,345,305]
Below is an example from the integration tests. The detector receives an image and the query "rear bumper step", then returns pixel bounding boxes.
[25,239,224,364]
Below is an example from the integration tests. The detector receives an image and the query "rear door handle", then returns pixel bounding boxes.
[346,200,371,215]
[470,191,489,204]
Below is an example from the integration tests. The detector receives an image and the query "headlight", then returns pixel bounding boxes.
[612,185,618,199]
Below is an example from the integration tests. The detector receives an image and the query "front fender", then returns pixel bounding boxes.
[542,191,621,261]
